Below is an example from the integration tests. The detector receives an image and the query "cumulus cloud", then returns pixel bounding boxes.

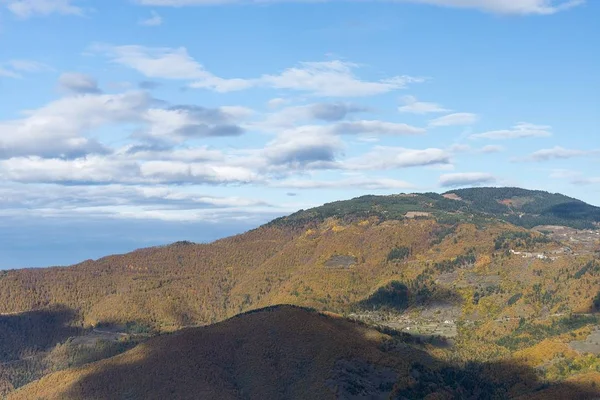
[3,0,84,17]
[429,112,478,127]
[398,95,450,114]
[0,84,253,161]
[439,172,496,187]
[471,122,552,139]
[58,72,101,94]
[0,91,150,159]
[133,0,584,15]
[261,129,343,169]
[139,10,163,26]
[94,45,423,96]
[139,105,246,143]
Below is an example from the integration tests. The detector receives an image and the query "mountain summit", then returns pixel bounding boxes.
[273,187,600,230]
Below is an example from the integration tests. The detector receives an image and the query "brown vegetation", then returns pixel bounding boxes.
[0,201,599,396]
[9,306,600,400]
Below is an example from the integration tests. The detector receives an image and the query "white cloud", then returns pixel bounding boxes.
[331,120,425,136]
[439,172,496,187]
[139,10,163,26]
[408,0,584,15]
[0,91,151,159]
[96,44,255,91]
[140,161,260,184]
[261,128,344,169]
[3,0,83,17]
[98,45,210,80]
[0,155,261,185]
[0,84,251,160]
[0,156,140,184]
[259,61,424,97]
[134,0,584,15]
[123,145,224,162]
[0,183,273,222]
[347,146,452,170]
[258,103,369,129]
[139,105,245,143]
[96,45,423,96]
[267,98,289,109]
[429,112,478,127]
[398,95,451,114]
[471,122,552,139]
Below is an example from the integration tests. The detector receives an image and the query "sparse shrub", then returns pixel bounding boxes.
[387,246,410,262]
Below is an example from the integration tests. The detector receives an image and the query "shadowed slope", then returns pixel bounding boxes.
[10,306,600,400]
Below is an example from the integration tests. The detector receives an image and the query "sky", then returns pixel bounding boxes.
[0,0,598,268]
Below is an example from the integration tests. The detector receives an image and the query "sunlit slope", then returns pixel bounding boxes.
[0,188,598,334]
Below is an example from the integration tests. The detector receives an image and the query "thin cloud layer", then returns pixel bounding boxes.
[398,96,451,114]
[2,0,84,17]
[134,0,584,15]
[94,45,424,97]
[139,10,163,26]
[429,113,478,127]
[471,122,552,139]
[523,146,596,161]
[0,59,50,78]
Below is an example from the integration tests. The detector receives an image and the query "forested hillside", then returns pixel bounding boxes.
[1,187,599,396]
[273,187,600,229]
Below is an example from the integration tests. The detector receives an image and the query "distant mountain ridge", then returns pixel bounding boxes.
[272,187,600,230]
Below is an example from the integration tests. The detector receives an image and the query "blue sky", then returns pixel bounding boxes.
[0,0,598,268]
